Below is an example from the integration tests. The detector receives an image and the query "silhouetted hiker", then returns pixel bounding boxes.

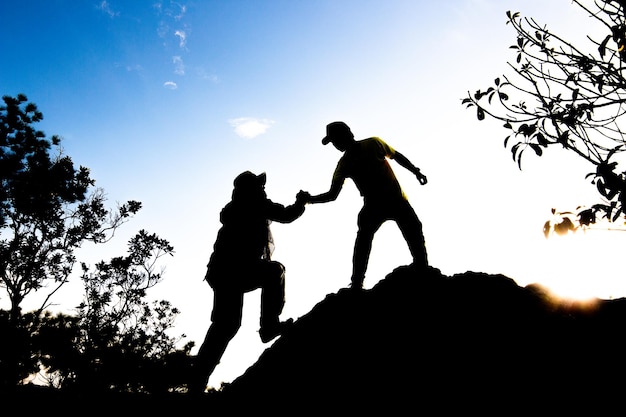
[304,121,428,290]
[191,171,308,393]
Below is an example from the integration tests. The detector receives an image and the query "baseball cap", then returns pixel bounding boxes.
[233,171,267,189]
[322,121,352,145]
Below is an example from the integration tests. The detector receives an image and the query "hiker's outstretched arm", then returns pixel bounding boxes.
[267,198,306,223]
[308,178,343,203]
[394,151,427,185]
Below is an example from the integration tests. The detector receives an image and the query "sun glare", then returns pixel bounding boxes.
[534,229,626,301]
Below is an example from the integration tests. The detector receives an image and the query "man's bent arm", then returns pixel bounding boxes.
[394,151,420,175]
[268,199,306,223]
[394,151,428,185]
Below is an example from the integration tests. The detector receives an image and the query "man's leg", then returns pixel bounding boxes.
[352,205,385,289]
[192,289,243,393]
[259,261,286,330]
[395,200,428,268]
[258,261,292,342]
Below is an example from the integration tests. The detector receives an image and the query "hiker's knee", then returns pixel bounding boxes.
[210,317,241,341]
[267,261,285,281]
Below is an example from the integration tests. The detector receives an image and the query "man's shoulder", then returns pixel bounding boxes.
[358,137,394,154]
[359,136,383,143]
[358,136,389,147]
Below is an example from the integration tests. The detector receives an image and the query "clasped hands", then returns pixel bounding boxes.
[296,190,311,204]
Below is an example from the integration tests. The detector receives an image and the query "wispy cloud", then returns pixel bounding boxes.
[97,1,119,18]
[163,81,178,90]
[174,30,187,48]
[196,68,219,83]
[154,2,190,85]
[153,1,186,18]
[125,64,143,72]
[229,118,275,139]
[172,56,185,75]
[175,4,187,20]
[114,62,143,73]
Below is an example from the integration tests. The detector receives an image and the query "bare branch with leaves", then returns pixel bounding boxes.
[462,1,626,231]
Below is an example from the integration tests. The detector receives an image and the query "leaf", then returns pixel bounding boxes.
[477,107,485,120]
[529,143,543,156]
[597,179,608,197]
[536,132,548,146]
[543,221,551,239]
[511,143,521,161]
[598,34,611,58]
[613,208,622,222]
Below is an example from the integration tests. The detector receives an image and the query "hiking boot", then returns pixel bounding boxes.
[259,318,294,343]
[349,281,364,291]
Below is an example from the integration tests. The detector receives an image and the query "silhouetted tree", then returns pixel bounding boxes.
[73,230,191,393]
[0,94,141,322]
[21,231,193,394]
[0,94,192,391]
[30,311,81,388]
[463,1,626,233]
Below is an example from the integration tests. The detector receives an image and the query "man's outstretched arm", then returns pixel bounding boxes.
[394,151,428,185]
[307,177,344,204]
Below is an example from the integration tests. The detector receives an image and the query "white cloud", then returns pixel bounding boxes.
[97,1,119,18]
[197,68,219,83]
[176,5,187,20]
[172,56,185,75]
[175,30,187,48]
[163,81,178,90]
[125,64,143,72]
[229,118,275,139]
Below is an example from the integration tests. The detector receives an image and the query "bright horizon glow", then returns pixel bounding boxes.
[528,229,626,301]
[2,0,626,390]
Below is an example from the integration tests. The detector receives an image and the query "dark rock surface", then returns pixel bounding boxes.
[219,266,626,413]
[7,266,626,413]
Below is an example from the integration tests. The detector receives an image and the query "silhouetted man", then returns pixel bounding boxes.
[305,121,428,290]
[191,171,308,393]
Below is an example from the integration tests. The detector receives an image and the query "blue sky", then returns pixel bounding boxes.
[3,0,626,388]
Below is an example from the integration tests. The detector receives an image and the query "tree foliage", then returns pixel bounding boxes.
[26,231,192,393]
[31,231,192,393]
[0,94,192,392]
[0,94,141,320]
[462,1,626,234]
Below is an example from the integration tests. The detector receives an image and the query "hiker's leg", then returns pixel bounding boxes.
[193,289,243,391]
[395,200,428,268]
[352,205,384,287]
[258,261,286,329]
